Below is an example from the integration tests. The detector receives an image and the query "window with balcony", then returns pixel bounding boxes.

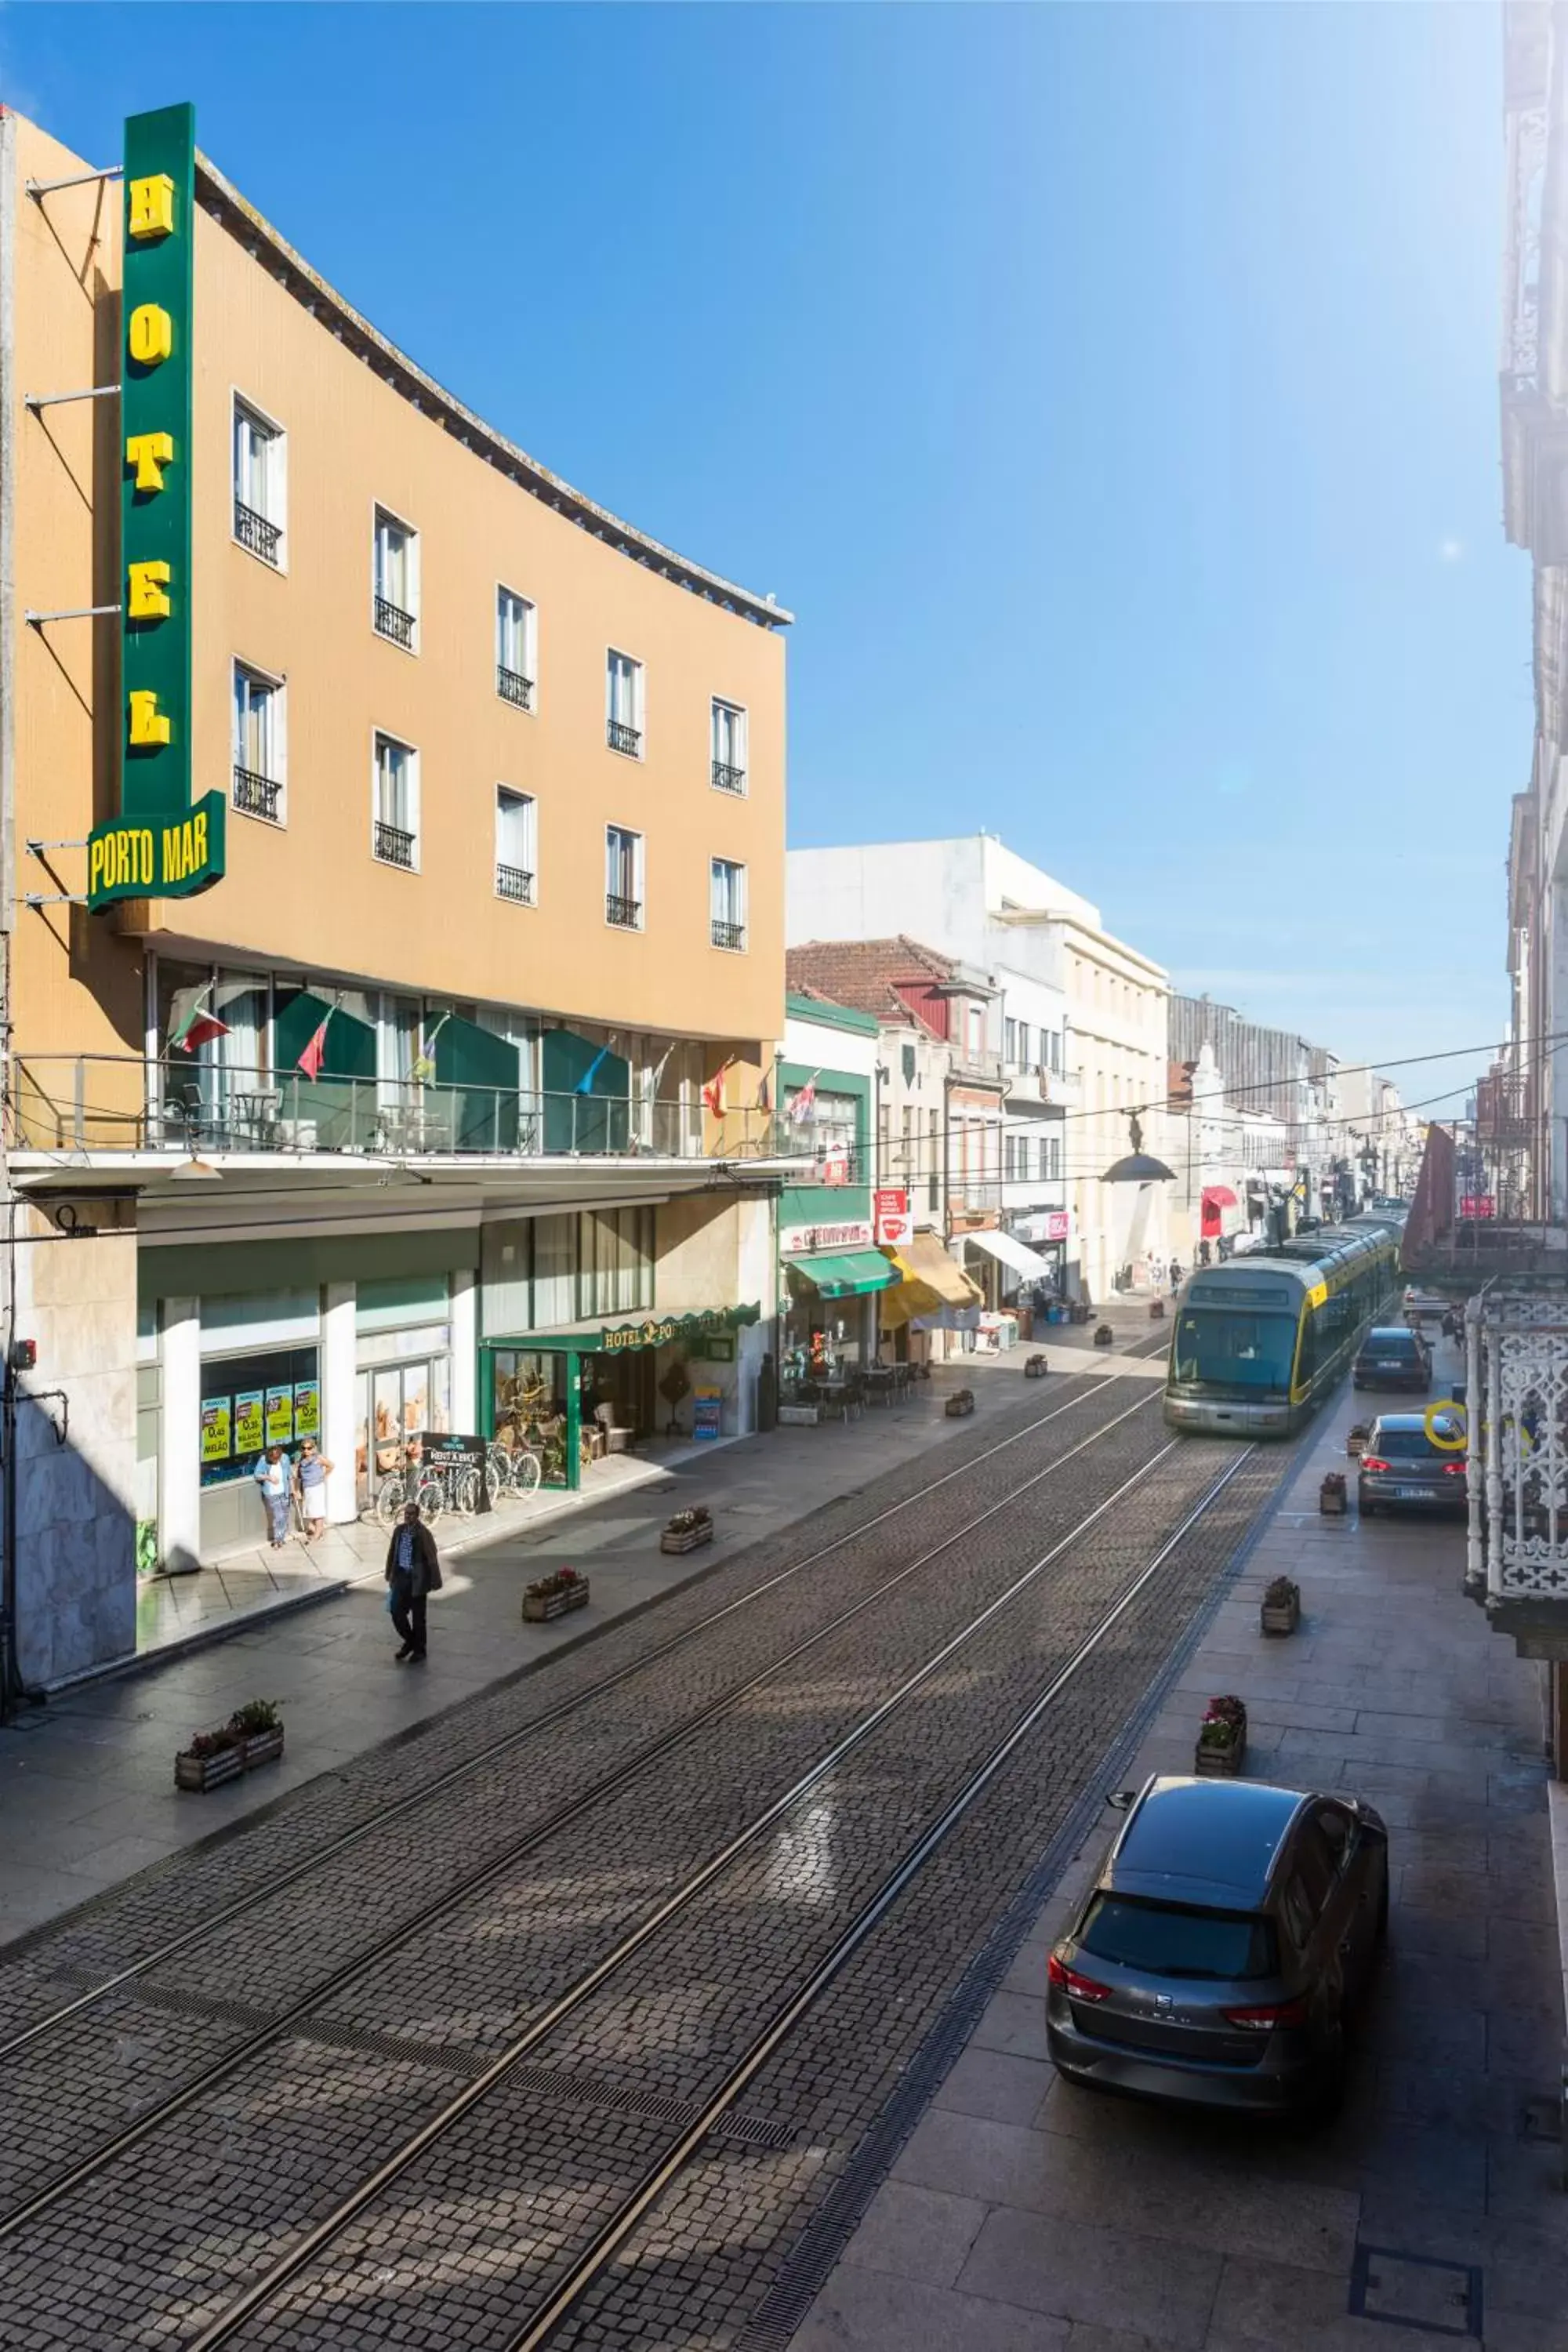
[606,650,643,757]
[496,587,536,710]
[605,824,644,928]
[232,661,285,824]
[372,732,419,869]
[711,698,747,793]
[233,398,285,567]
[495,787,536,905]
[372,506,419,649]
[710,856,747,952]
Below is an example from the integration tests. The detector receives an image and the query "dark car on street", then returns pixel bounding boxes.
[1046,1776,1388,2116]
[1357,1413,1468,1517]
[1352,1326,1431,1392]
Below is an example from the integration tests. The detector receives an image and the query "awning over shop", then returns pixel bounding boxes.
[1201,1183,1243,1240]
[966,1228,1054,1280]
[785,1248,897,1300]
[877,1230,982,1330]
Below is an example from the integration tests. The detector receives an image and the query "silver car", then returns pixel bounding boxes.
[1047,1776,1388,2115]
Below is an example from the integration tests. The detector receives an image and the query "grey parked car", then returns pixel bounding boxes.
[1358,1414,1468,1517]
[1046,1777,1388,2115]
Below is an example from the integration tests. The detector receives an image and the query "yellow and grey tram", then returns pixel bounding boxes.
[1163,1215,1403,1437]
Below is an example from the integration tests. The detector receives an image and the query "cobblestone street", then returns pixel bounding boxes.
[0,1342,1305,2350]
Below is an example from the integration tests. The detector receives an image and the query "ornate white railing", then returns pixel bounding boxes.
[1469,1290,1568,1602]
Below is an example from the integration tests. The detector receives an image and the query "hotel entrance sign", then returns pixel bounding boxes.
[88,104,225,911]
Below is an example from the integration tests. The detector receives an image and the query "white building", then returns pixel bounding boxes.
[786,835,1171,1303]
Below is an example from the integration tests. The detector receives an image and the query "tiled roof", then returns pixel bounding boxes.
[786,937,960,1031]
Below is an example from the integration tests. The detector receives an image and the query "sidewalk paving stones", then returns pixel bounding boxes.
[791,1332,1568,2352]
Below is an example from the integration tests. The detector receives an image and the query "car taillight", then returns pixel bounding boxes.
[1443,1462,1467,1478]
[1360,1457,1390,1472]
[1221,1997,1309,2031]
[1048,1952,1110,2002]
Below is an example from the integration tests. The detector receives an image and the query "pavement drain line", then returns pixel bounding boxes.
[732,1437,1306,2352]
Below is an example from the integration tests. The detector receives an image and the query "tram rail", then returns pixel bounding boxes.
[169,1443,1257,2352]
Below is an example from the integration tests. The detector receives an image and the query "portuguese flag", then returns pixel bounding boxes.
[166,983,230,1054]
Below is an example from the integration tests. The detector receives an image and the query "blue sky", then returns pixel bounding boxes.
[0,3,1523,1107]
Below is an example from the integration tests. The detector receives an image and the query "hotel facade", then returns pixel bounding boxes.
[0,102,796,1684]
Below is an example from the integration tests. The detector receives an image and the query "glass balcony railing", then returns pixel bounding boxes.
[8,1056,792,1164]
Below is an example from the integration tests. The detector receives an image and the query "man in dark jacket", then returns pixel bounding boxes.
[384,1501,442,1663]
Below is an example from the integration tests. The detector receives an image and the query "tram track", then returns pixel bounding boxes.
[178,1443,1257,2352]
[0,1380,1166,2232]
[0,1363,1143,2056]
[2,1425,1255,2352]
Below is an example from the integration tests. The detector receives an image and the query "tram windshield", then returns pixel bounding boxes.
[1172,1308,1298,1395]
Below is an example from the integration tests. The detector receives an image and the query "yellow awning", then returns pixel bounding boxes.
[879,1232,983,1322]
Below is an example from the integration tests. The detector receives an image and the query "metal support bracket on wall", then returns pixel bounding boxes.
[22,894,87,909]
[24,604,122,626]
[24,165,122,200]
[24,383,120,412]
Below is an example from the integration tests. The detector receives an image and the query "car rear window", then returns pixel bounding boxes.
[1076,1894,1279,1980]
[1374,1429,1442,1460]
[1365,1334,1417,1356]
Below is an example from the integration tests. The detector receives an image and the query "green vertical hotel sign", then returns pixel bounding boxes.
[87,103,225,912]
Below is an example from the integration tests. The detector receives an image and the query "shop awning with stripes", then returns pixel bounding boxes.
[966,1227,1054,1280]
[784,1248,897,1300]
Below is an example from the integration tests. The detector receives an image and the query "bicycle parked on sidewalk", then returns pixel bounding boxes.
[372,1446,446,1529]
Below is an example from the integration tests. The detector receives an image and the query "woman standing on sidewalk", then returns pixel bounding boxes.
[253,1445,292,1550]
[294,1437,335,1542]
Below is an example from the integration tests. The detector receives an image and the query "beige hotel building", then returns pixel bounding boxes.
[0,100,794,1684]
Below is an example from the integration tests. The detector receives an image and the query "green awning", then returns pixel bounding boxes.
[785,1248,897,1299]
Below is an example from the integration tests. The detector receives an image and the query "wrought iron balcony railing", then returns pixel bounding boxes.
[373,820,417,869]
[497,664,535,711]
[495,862,535,904]
[8,1054,789,1166]
[710,919,746,952]
[606,892,642,929]
[607,718,642,757]
[711,760,746,795]
[234,499,281,564]
[232,765,282,822]
[373,596,416,649]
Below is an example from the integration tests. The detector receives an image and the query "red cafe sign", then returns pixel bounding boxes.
[874,1187,912,1246]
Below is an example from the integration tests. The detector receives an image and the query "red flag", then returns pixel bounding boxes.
[297,1012,332,1080]
[702,1058,735,1116]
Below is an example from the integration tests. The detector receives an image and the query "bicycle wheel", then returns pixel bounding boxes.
[486,1442,511,1500]
[415,1472,445,1525]
[454,1467,481,1516]
[375,1475,405,1529]
[513,1446,541,1496]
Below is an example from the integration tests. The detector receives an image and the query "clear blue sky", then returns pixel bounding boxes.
[0,2,1524,1108]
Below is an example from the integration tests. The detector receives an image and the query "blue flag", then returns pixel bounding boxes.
[575,1045,611,1096]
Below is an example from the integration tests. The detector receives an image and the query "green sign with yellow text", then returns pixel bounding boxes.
[88,103,225,913]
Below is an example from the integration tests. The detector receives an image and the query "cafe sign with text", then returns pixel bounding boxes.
[88,103,226,913]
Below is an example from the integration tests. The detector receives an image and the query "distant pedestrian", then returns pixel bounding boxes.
[385,1501,442,1664]
[1168,1258,1183,1296]
[294,1436,335,1541]
[253,1445,292,1550]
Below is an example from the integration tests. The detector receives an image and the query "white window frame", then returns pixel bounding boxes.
[231,392,288,571]
[231,658,287,826]
[605,647,645,758]
[605,824,645,930]
[495,786,537,906]
[710,855,747,952]
[710,696,748,793]
[372,502,420,652]
[371,728,421,873]
[496,586,538,710]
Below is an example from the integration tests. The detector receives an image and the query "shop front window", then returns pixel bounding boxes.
[491,1348,571,1486]
[199,1344,320,1490]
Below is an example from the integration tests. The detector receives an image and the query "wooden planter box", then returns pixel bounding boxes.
[1194,1734,1247,1778]
[1024,1356,1049,1379]
[945,1392,975,1418]
[660,1523,714,1555]
[1093,1327,1114,1348]
[522,1580,590,1623]
[1149,1299,1165,1319]
[1320,1474,1348,1516]
[1346,1425,1370,1458]
[175,1727,284,1793]
[1260,1592,1301,1638]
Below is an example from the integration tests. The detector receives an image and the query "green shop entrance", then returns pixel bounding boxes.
[481,1306,760,1490]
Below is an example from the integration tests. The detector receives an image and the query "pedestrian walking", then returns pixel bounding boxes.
[294,1436,334,1541]
[253,1444,292,1550]
[384,1500,442,1664]
[1168,1258,1183,1296]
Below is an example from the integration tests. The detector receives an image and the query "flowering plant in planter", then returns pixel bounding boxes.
[666,1506,712,1535]
[525,1567,582,1602]
[227,1697,283,1738]
[1197,1694,1247,1749]
[1263,1576,1298,1610]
